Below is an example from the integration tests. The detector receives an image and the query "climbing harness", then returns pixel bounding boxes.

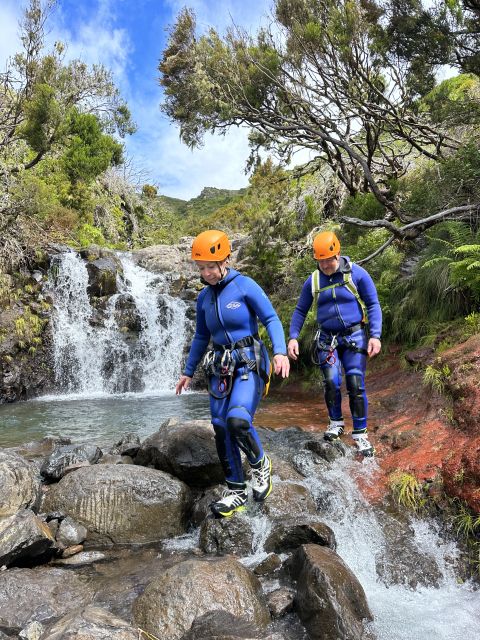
[312,331,338,366]
[203,334,271,399]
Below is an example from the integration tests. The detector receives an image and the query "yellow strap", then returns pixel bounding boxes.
[263,361,273,398]
[311,269,369,324]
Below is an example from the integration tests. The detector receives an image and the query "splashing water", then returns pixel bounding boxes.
[303,458,479,640]
[48,251,187,396]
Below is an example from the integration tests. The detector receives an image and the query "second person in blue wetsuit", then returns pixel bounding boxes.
[288,231,382,457]
[176,230,290,517]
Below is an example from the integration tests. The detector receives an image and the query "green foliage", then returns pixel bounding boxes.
[422,363,451,394]
[77,223,106,247]
[389,470,426,512]
[420,73,480,125]
[142,184,158,199]
[62,110,123,183]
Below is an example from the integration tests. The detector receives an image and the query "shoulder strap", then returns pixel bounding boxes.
[343,269,369,324]
[311,265,369,324]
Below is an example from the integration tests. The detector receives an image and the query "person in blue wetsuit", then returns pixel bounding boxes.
[176,229,290,517]
[288,231,382,457]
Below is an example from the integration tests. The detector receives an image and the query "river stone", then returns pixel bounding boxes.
[85,257,120,297]
[132,556,271,640]
[0,567,93,635]
[40,444,103,481]
[19,620,44,639]
[0,509,55,567]
[199,512,255,555]
[41,605,139,639]
[264,517,336,553]
[181,610,263,640]
[56,516,88,547]
[0,450,41,517]
[287,544,373,640]
[13,436,71,460]
[42,464,192,544]
[262,482,317,519]
[253,553,282,576]
[110,433,141,457]
[136,418,224,487]
[266,588,295,618]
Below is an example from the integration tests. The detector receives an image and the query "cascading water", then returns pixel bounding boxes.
[48,251,187,396]
[301,457,479,640]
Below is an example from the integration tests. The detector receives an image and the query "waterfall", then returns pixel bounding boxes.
[48,251,187,396]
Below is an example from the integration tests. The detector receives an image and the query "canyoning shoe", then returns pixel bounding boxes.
[352,433,375,458]
[323,420,345,442]
[251,455,272,502]
[210,487,248,518]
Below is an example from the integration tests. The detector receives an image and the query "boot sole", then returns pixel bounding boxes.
[323,433,342,442]
[210,504,246,518]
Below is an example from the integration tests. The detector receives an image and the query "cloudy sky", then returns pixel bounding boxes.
[0,0,274,200]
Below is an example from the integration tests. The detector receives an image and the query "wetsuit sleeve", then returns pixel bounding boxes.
[241,277,287,355]
[289,276,313,339]
[183,291,211,377]
[353,265,382,339]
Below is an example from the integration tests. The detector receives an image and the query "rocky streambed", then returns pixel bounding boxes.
[2,418,477,640]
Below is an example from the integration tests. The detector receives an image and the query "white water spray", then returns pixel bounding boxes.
[303,458,479,640]
[48,251,187,396]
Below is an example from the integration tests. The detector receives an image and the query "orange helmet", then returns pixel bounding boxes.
[313,231,340,260]
[191,230,231,261]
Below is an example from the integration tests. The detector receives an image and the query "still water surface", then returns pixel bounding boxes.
[0,392,211,449]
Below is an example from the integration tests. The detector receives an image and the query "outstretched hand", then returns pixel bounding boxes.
[175,375,192,395]
[273,354,290,378]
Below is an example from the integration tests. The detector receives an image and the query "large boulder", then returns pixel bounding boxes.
[287,544,373,640]
[262,481,317,519]
[41,606,139,640]
[0,509,54,568]
[199,512,255,556]
[132,556,271,640]
[0,567,93,635]
[42,464,192,544]
[85,256,121,298]
[264,517,336,554]
[0,450,41,517]
[136,418,224,488]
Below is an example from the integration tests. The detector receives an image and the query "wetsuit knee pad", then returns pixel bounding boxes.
[322,368,339,408]
[346,374,366,418]
[226,416,262,461]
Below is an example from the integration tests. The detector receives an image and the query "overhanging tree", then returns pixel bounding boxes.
[159,0,479,254]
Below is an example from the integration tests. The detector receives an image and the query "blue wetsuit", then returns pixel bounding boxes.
[184,268,287,486]
[289,256,382,433]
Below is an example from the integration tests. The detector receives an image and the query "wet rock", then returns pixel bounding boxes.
[19,620,44,639]
[97,454,125,464]
[262,482,317,519]
[199,514,255,555]
[14,436,71,460]
[268,455,303,481]
[404,346,435,367]
[133,556,270,640]
[306,438,348,463]
[253,553,282,576]
[42,464,192,544]
[136,418,224,487]
[56,516,88,547]
[0,509,54,568]
[40,444,103,481]
[41,605,139,639]
[110,433,141,457]
[54,551,107,566]
[0,566,93,635]
[61,544,84,558]
[265,517,336,554]
[0,450,41,517]
[85,257,121,298]
[181,610,262,640]
[190,485,225,525]
[287,544,373,640]
[266,588,295,618]
[113,294,142,333]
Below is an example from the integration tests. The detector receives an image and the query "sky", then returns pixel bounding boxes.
[0,0,275,200]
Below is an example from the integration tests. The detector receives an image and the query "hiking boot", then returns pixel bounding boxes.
[251,455,272,502]
[324,420,345,442]
[352,433,375,457]
[210,486,247,518]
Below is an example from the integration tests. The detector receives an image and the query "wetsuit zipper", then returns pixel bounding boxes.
[213,287,232,344]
